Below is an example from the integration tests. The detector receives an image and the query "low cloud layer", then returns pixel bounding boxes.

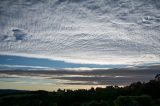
[0,0,160,65]
[0,64,159,86]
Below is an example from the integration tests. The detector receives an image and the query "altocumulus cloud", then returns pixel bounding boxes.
[0,0,160,65]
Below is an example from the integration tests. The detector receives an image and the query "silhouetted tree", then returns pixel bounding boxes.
[155,74,160,81]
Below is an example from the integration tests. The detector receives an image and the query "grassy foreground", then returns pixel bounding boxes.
[0,77,160,106]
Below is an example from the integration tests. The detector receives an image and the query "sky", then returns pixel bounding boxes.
[0,0,160,90]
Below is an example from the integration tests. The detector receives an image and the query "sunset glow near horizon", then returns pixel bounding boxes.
[0,0,160,90]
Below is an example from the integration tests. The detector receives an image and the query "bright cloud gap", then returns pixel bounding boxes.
[0,55,129,70]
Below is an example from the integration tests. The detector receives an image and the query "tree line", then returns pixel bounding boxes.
[0,74,160,106]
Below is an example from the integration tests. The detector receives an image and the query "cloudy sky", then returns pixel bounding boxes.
[0,0,160,90]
